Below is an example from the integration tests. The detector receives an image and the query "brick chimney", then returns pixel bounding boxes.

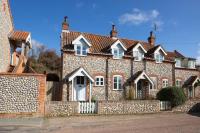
[148,31,155,46]
[110,24,117,39]
[62,16,69,32]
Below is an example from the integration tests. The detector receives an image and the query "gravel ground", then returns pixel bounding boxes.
[0,113,200,133]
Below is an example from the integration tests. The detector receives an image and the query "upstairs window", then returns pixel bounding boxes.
[113,75,122,90]
[75,45,88,56]
[133,50,144,61]
[155,53,164,63]
[176,79,182,87]
[72,35,91,56]
[175,58,181,67]
[188,60,195,69]
[113,48,123,59]
[111,40,126,59]
[162,79,168,88]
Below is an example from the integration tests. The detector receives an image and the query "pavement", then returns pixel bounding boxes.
[0,113,200,133]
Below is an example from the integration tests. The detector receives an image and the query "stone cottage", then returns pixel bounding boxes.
[0,0,32,73]
[60,17,200,102]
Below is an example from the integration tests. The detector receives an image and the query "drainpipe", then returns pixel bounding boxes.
[172,62,175,86]
[105,57,109,101]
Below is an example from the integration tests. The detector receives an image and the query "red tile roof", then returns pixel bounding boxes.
[9,30,30,42]
[166,50,185,60]
[62,31,153,54]
[184,76,199,87]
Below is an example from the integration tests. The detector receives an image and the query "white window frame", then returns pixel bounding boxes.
[113,75,123,90]
[162,79,169,88]
[175,58,181,67]
[155,53,164,63]
[113,48,123,59]
[133,50,144,61]
[75,44,88,56]
[176,79,182,87]
[95,76,104,86]
[188,60,195,69]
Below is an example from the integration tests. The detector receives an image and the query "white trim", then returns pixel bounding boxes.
[162,79,169,88]
[192,77,199,86]
[95,76,104,86]
[154,46,167,56]
[132,43,147,53]
[69,68,94,82]
[72,34,92,47]
[134,71,154,87]
[111,40,127,51]
[154,52,164,63]
[176,79,182,87]
[113,75,123,90]
[25,34,32,48]
[72,79,74,101]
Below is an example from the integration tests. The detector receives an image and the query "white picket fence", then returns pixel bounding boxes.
[160,101,171,111]
[79,102,97,114]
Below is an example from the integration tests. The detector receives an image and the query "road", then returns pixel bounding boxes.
[0,113,200,133]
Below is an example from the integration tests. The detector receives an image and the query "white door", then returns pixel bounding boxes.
[75,76,86,101]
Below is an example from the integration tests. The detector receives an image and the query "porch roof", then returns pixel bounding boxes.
[132,71,154,85]
[184,76,199,87]
[68,67,94,82]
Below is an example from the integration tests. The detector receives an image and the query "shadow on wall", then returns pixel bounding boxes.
[46,73,62,101]
[188,103,200,117]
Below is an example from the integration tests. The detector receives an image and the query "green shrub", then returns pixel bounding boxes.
[156,86,187,107]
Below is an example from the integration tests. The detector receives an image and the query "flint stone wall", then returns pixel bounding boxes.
[0,0,13,72]
[172,100,200,113]
[0,73,46,117]
[45,101,79,117]
[98,100,160,115]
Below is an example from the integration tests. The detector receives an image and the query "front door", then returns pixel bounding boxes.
[75,76,86,101]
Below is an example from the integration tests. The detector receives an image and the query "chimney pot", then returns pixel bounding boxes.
[148,31,155,46]
[62,16,69,32]
[110,24,117,38]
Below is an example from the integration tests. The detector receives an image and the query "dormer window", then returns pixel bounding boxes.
[133,50,143,61]
[113,48,123,59]
[188,60,196,69]
[155,53,164,63]
[175,58,181,67]
[76,45,87,56]
[132,43,147,61]
[153,46,167,63]
[72,35,91,56]
[111,40,127,59]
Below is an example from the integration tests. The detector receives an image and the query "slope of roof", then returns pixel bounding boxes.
[184,76,199,87]
[145,45,160,57]
[62,31,153,54]
[9,30,30,42]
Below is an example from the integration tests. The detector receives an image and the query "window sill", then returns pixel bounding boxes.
[75,54,87,57]
[155,62,163,64]
[113,57,123,60]
[134,59,142,62]
[112,89,123,91]
[94,85,104,87]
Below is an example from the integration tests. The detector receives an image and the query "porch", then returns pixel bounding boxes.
[184,76,200,99]
[130,71,154,100]
[68,67,94,102]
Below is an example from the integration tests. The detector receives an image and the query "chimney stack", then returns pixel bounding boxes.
[110,24,117,39]
[148,31,155,46]
[62,16,69,32]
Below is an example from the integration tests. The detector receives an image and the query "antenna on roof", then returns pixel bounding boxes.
[154,23,157,32]
[153,22,157,39]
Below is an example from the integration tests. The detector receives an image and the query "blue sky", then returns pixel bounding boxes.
[10,0,200,61]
